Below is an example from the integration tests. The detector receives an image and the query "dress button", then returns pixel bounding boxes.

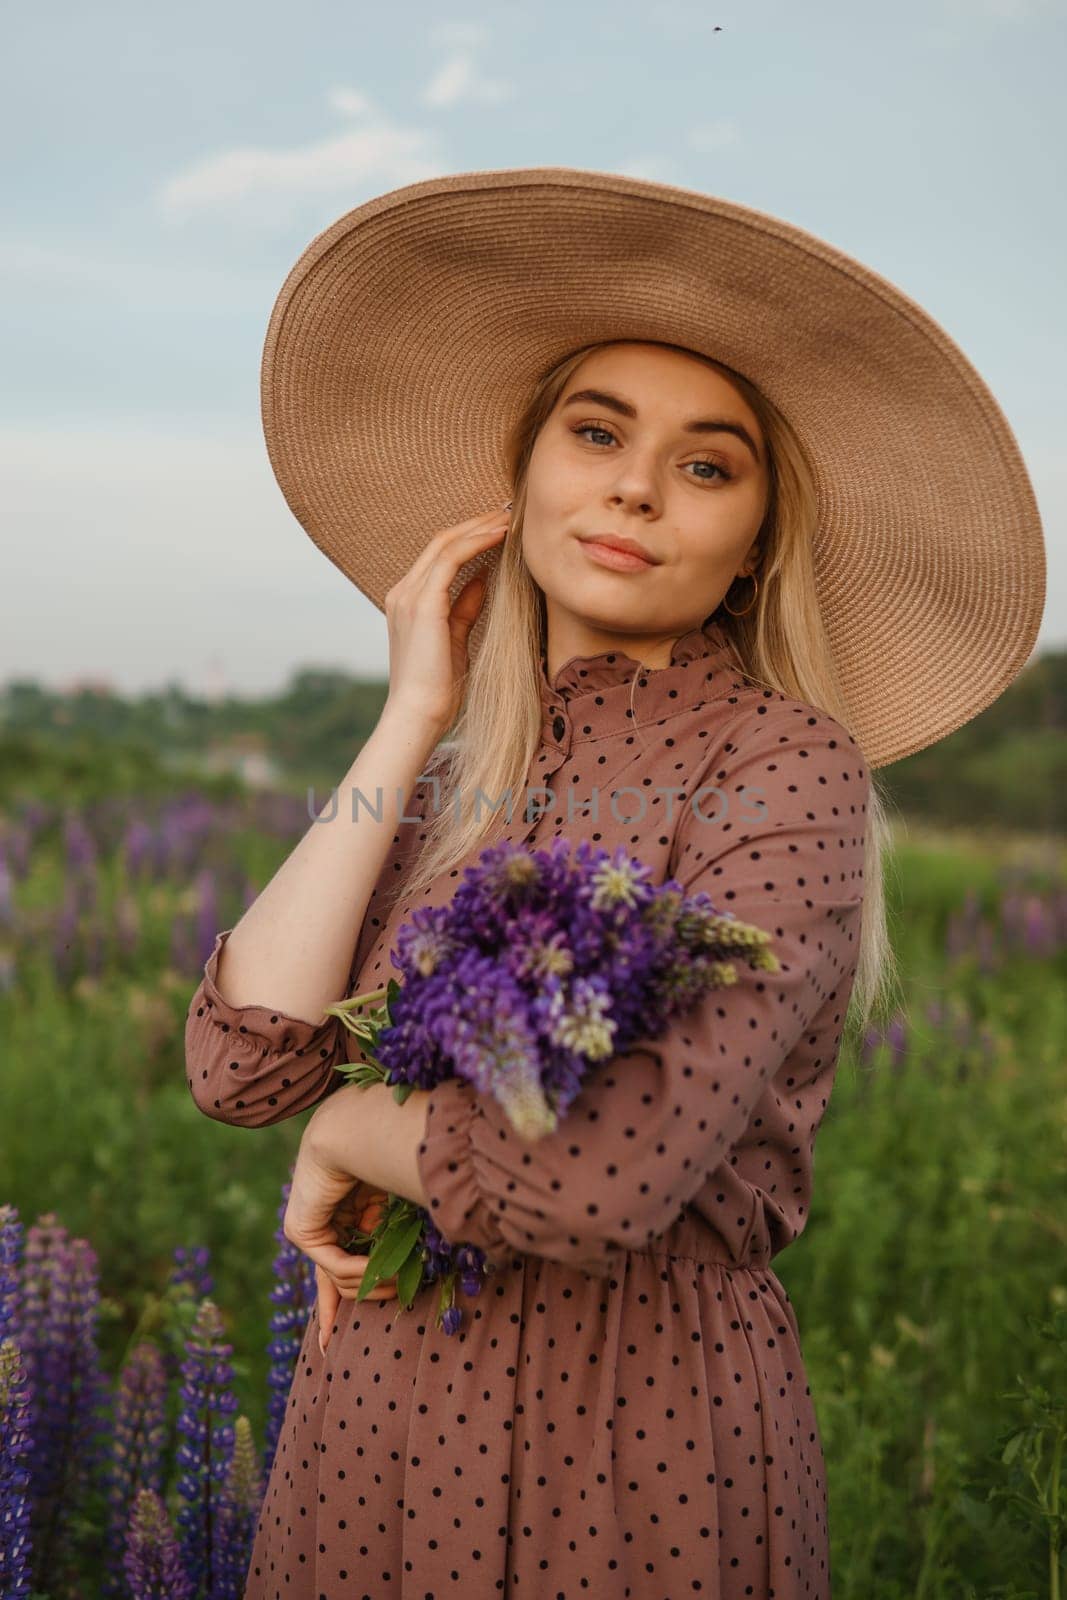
[552,714,566,742]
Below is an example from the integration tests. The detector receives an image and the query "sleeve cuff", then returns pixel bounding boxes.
[415,1077,515,1270]
[415,1076,618,1279]
[196,928,336,1056]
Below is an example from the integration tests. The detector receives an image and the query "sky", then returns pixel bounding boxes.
[2,0,1064,698]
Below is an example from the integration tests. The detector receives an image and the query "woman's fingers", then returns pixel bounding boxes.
[313,1242,400,1354]
[381,503,511,731]
[398,505,511,590]
[324,1253,400,1299]
[316,1264,340,1355]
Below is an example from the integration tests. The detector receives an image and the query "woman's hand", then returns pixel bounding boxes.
[283,1129,399,1357]
[383,503,511,733]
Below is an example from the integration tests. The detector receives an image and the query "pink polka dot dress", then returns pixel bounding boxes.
[185,617,870,1598]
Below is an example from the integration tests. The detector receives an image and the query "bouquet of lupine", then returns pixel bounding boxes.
[323,837,779,1335]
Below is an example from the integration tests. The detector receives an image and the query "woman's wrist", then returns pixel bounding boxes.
[378,695,452,751]
[306,1081,372,1169]
[307,1080,432,1209]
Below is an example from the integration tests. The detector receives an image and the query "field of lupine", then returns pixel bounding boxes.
[1,788,1065,1599]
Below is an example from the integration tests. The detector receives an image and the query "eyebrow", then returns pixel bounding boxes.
[560,387,762,465]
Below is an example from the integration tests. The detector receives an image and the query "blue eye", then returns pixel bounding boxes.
[568,421,733,484]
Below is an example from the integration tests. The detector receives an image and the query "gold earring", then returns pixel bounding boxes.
[722,571,759,617]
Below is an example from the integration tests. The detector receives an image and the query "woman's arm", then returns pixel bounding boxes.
[184,715,449,1127]
[212,704,446,1023]
[183,502,511,1128]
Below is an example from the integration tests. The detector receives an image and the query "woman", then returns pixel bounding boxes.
[184,170,1044,1597]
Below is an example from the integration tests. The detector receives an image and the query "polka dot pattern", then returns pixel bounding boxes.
[184,618,870,1596]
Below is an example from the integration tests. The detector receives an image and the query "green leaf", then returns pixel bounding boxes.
[372,1214,424,1277]
[396,1246,426,1307]
[333,1060,389,1089]
[356,1215,424,1298]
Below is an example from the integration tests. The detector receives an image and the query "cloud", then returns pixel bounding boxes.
[613,156,684,183]
[154,98,448,229]
[417,20,514,108]
[155,39,514,231]
[420,54,513,109]
[326,88,377,119]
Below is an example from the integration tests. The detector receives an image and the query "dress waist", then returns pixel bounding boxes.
[628,1207,775,1272]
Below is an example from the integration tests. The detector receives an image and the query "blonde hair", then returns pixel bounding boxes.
[404,339,901,1036]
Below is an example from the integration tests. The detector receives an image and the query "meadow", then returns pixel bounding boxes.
[1,783,1064,1598]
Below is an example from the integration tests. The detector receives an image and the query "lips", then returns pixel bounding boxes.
[579,534,659,565]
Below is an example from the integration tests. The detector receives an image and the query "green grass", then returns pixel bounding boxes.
[3,823,1065,1597]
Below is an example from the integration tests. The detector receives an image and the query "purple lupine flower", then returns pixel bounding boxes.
[1053,888,1067,949]
[169,912,201,979]
[115,889,142,959]
[945,885,984,966]
[161,797,216,877]
[858,1013,910,1070]
[858,1024,882,1067]
[124,1487,194,1600]
[1021,894,1056,959]
[263,1175,315,1482]
[63,810,98,875]
[5,820,34,878]
[170,1245,214,1302]
[976,918,1000,976]
[413,1220,491,1332]
[0,846,13,931]
[50,882,82,987]
[18,1220,110,1595]
[66,1234,111,1470]
[884,1012,908,1072]
[326,835,780,1334]
[0,1338,35,1599]
[59,1238,112,1587]
[157,810,182,877]
[174,1299,240,1598]
[123,817,156,879]
[20,1215,75,1539]
[212,1414,261,1600]
[998,880,1064,961]
[102,1341,169,1596]
[195,869,220,970]
[0,1204,23,1345]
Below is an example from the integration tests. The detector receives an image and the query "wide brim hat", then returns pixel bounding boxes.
[259,165,1046,769]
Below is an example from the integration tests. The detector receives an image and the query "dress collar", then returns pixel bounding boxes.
[536,616,747,748]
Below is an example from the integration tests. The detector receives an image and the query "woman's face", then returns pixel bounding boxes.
[522,341,770,671]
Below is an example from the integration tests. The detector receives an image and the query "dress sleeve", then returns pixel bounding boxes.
[184,751,454,1128]
[414,702,870,1277]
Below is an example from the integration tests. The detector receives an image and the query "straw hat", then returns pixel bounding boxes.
[259,165,1046,769]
